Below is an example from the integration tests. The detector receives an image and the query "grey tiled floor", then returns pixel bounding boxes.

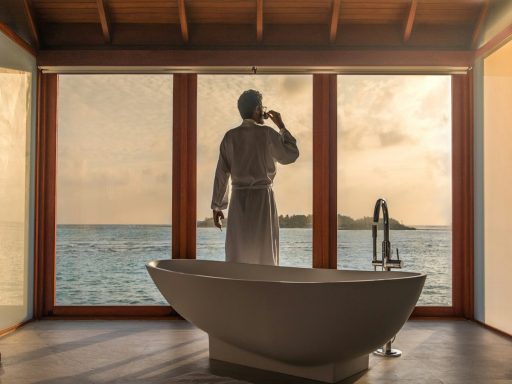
[0,319,510,384]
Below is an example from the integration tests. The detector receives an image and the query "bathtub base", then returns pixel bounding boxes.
[209,336,369,383]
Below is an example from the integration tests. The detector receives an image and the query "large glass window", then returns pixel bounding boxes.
[197,75,312,267]
[484,40,512,334]
[56,75,172,305]
[0,68,31,328]
[337,75,452,306]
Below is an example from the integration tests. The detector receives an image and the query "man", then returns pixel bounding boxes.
[211,89,299,265]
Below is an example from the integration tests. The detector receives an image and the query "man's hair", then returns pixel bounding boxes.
[237,89,263,119]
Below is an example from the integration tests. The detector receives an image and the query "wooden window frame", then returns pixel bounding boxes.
[34,73,183,318]
[34,71,473,319]
[314,73,474,318]
[413,74,473,317]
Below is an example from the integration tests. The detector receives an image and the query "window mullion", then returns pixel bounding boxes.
[313,74,337,269]
[172,74,197,259]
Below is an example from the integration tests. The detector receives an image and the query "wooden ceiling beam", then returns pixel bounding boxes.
[38,49,473,68]
[22,0,39,49]
[178,0,189,43]
[256,0,263,42]
[403,0,418,43]
[96,0,111,43]
[329,0,341,43]
[471,0,489,49]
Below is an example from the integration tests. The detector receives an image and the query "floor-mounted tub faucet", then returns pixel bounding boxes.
[372,198,403,271]
[372,198,403,357]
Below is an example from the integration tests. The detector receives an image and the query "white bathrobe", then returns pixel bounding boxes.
[211,118,299,265]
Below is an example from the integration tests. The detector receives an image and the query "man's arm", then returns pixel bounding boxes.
[211,136,230,228]
[267,110,299,165]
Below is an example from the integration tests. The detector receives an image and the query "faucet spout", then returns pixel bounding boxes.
[372,198,390,268]
[372,198,401,270]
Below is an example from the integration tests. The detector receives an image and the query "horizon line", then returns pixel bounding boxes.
[56,223,453,227]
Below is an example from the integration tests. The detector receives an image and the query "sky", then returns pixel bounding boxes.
[56,74,451,226]
[197,75,313,221]
[57,75,173,225]
[338,75,452,226]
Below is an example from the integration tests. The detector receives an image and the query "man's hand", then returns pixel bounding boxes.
[213,210,225,229]
[268,110,285,130]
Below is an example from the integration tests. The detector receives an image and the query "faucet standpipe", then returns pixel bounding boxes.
[372,198,403,358]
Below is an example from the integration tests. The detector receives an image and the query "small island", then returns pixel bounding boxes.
[197,217,225,228]
[337,215,415,230]
[197,214,415,230]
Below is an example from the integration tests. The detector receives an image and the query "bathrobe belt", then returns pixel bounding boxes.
[232,184,273,190]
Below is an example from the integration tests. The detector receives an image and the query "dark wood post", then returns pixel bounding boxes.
[313,74,337,269]
[34,71,57,318]
[172,74,197,259]
[452,73,474,319]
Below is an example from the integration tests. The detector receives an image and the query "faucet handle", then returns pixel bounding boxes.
[385,259,403,268]
[384,248,403,269]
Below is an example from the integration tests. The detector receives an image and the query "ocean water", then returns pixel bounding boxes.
[0,222,25,306]
[56,225,451,306]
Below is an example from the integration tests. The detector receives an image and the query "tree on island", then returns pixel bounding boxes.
[279,214,313,228]
[197,214,414,230]
[197,217,228,227]
[337,215,415,230]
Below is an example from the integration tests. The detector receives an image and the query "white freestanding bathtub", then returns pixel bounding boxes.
[146,259,425,383]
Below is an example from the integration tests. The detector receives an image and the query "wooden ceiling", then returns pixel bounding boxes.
[1,0,489,51]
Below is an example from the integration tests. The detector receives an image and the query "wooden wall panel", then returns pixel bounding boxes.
[33,0,99,23]
[416,1,481,25]
[20,0,487,49]
[339,0,407,24]
[36,23,476,50]
[187,0,254,24]
[265,0,331,24]
[109,0,179,24]
[29,0,484,27]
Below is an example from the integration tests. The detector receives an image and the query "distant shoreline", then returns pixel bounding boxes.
[196,214,417,230]
[55,222,454,230]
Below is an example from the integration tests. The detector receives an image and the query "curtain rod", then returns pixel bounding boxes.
[40,66,469,75]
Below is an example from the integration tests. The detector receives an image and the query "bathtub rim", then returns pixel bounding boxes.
[145,259,426,285]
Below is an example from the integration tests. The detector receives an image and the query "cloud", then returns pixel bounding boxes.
[197,75,313,219]
[378,128,412,147]
[57,75,173,224]
[280,76,310,95]
[56,74,451,225]
[337,75,452,225]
